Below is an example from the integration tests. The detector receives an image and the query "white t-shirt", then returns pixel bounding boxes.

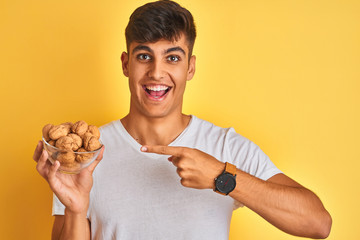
[53,115,282,240]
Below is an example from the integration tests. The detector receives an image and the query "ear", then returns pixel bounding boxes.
[121,51,129,77]
[186,55,196,81]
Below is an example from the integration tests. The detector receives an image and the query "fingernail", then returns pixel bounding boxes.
[141,146,147,152]
[168,157,172,162]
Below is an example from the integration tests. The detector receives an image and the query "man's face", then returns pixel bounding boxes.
[121,34,196,119]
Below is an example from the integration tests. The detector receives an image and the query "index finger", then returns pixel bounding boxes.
[141,145,184,157]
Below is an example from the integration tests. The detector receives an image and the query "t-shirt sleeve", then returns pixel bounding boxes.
[52,193,65,216]
[225,128,282,209]
[225,128,282,180]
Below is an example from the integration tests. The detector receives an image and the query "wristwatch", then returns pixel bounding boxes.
[214,162,237,195]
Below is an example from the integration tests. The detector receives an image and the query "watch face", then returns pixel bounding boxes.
[215,173,236,194]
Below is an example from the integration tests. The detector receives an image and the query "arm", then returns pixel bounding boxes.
[141,145,332,239]
[52,213,90,240]
[33,141,104,240]
[230,171,332,239]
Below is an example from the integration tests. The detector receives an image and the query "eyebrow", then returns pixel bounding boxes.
[132,45,186,56]
[132,45,153,54]
[165,47,186,56]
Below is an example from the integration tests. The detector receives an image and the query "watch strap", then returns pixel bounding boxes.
[214,162,237,195]
[225,162,237,176]
[216,190,227,196]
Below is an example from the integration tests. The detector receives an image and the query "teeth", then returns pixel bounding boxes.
[146,85,169,91]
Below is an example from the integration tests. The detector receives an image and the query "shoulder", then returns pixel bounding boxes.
[190,115,229,134]
[190,115,247,142]
[186,115,250,152]
[99,120,122,134]
[99,120,120,132]
[98,120,123,141]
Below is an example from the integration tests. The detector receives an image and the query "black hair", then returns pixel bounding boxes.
[125,0,196,57]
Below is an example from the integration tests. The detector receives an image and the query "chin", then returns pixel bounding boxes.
[143,111,171,119]
[139,106,180,119]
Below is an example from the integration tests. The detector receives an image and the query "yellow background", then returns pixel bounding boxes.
[1,0,359,239]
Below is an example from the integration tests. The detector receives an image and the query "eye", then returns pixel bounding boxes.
[167,55,180,62]
[137,54,152,61]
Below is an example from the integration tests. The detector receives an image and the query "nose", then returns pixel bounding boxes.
[147,59,165,80]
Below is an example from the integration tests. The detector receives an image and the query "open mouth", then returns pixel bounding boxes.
[143,84,172,100]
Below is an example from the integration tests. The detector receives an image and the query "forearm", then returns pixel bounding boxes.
[229,171,331,238]
[58,209,90,240]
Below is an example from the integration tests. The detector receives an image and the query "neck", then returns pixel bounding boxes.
[121,112,191,146]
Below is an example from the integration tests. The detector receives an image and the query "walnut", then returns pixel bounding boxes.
[56,151,76,164]
[61,122,73,132]
[87,125,100,139]
[75,147,94,163]
[68,133,82,151]
[42,120,101,173]
[49,125,70,140]
[83,132,102,151]
[82,132,93,149]
[71,120,88,137]
[60,161,81,172]
[42,124,54,141]
[48,140,56,146]
[55,136,74,150]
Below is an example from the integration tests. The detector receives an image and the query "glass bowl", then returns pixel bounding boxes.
[42,137,102,174]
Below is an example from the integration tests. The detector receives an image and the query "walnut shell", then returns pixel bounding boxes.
[87,125,100,139]
[56,151,76,164]
[55,136,74,151]
[83,132,102,151]
[82,132,92,143]
[42,124,54,141]
[61,122,73,132]
[75,148,94,163]
[49,125,70,140]
[71,120,88,137]
[60,161,81,171]
[48,140,56,146]
[68,133,82,151]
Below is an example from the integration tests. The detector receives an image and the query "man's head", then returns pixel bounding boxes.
[122,0,197,119]
[125,0,196,58]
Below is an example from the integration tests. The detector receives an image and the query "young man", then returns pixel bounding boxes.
[33,1,332,239]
